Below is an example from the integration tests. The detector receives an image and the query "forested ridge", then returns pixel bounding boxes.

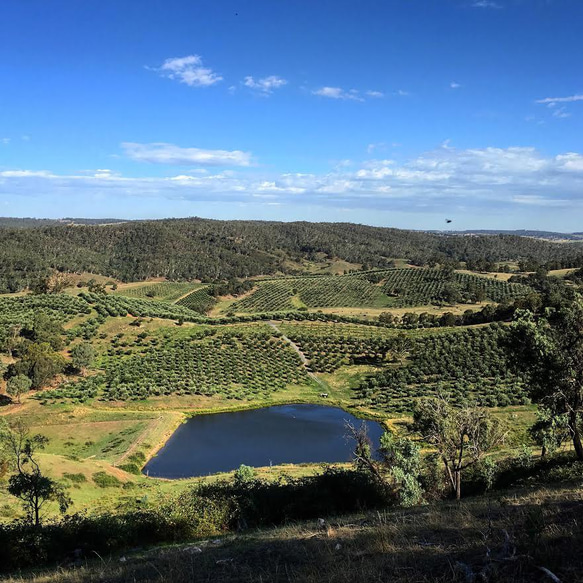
[0,217,127,228]
[1,217,582,291]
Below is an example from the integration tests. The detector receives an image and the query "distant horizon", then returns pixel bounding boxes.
[1,214,581,236]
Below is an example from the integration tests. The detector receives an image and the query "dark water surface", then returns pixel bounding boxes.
[143,404,384,478]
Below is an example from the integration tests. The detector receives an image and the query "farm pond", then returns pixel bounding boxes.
[143,404,384,478]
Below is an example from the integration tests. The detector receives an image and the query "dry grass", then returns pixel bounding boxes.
[455,269,516,282]
[313,302,491,318]
[5,484,582,583]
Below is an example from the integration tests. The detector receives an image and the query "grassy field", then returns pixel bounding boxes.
[304,301,492,318]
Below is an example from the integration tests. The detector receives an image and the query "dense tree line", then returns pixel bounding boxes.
[1,218,583,292]
[0,217,125,228]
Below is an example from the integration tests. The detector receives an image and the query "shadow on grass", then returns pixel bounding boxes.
[0,394,13,407]
[6,494,582,583]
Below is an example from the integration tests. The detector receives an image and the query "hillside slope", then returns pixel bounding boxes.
[1,218,582,291]
[8,483,581,583]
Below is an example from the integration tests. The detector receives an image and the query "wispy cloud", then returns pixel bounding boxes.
[122,142,252,166]
[536,93,582,119]
[366,142,401,154]
[471,1,501,8]
[450,82,461,89]
[0,170,56,178]
[536,94,583,105]
[1,138,10,145]
[313,87,387,101]
[152,55,223,87]
[552,107,571,119]
[243,75,287,95]
[312,86,364,101]
[367,143,385,154]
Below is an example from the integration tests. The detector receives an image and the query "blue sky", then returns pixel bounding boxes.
[1,0,582,230]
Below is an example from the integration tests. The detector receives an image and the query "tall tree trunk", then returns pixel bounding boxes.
[570,411,583,461]
[444,460,456,495]
[454,469,461,500]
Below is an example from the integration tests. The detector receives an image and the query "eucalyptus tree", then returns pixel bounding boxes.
[511,300,583,460]
[412,396,507,500]
[347,423,423,507]
[6,374,31,404]
[0,420,71,526]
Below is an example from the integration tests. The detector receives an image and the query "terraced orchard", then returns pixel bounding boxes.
[353,323,528,413]
[0,294,90,329]
[232,268,530,312]
[112,282,202,303]
[42,328,311,403]
[175,287,217,313]
[81,292,205,322]
[280,321,452,373]
[233,275,391,312]
[379,268,529,307]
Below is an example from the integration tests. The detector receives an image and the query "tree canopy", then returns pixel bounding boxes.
[511,301,583,460]
[1,218,583,292]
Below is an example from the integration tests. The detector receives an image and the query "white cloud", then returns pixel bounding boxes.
[511,195,567,207]
[1,138,10,145]
[0,170,55,178]
[472,1,501,8]
[122,142,252,167]
[312,87,364,101]
[394,90,409,97]
[255,180,305,194]
[3,146,583,216]
[243,75,287,94]
[552,107,571,119]
[556,153,583,172]
[366,90,384,98]
[536,94,583,106]
[450,82,461,89]
[154,55,222,87]
[536,94,582,119]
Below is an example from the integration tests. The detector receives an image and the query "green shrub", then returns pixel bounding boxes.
[62,473,87,484]
[234,464,255,485]
[118,463,142,475]
[92,471,122,488]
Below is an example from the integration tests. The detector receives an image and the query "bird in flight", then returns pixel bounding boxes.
[445,219,452,224]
